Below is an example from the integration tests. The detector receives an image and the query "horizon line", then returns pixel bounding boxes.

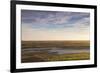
[21,40,90,41]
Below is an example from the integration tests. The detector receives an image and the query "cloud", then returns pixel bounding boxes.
[21,10,90,29]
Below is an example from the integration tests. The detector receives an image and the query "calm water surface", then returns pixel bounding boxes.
[22,48,90,55]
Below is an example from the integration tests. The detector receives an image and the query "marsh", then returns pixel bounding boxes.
[21,41,90,63]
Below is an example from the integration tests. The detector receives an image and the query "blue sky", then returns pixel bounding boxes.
[21,10,90,41]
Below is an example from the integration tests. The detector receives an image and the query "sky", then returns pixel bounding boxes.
[21,10,90,41]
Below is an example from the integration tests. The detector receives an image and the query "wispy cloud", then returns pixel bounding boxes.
[21,10,90,29]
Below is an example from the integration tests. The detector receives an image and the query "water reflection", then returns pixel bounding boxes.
[22,48,90,55]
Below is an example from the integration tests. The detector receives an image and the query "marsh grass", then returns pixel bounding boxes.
[21,41,90,63]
